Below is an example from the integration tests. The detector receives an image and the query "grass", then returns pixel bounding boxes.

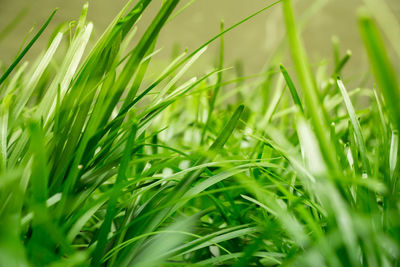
[0,0,399,266]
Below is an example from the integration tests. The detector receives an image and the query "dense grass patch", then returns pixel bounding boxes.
[0,0,399,266]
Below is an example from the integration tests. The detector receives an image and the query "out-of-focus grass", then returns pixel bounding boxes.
[0,0,398,266]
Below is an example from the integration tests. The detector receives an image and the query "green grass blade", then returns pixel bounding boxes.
[0,9,57,86]
[337,79,370,175]
[359,11,400,130]
[389,130,398,184]
[363,0,400,59]
[202,20,225,144]
[209,105,244,151]
[91,123,137,267]
[282,0,339,172]
[280,64,304,113]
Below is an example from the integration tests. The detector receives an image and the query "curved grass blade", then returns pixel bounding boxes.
[280,64,304,113]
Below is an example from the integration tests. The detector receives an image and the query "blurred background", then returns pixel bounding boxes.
[0,0,399,76]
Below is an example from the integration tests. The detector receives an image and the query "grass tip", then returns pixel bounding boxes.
[279,64,287,72]
[357,7,372,21]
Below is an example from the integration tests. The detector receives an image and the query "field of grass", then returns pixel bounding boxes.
[0,0,399,266]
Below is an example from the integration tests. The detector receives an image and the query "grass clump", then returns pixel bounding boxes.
[0,0,399,266]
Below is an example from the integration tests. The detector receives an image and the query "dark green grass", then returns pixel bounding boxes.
[0,0,399,266]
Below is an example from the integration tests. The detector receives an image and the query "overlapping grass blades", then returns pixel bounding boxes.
[0,0,399,266]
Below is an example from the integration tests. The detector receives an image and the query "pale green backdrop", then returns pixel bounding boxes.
[0,0,399,75]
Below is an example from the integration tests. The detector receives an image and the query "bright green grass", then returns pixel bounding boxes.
[0,0,399,266]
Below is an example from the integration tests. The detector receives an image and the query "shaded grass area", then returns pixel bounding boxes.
[0,0,399,266]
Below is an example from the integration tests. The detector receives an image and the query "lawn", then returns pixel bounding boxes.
[0,0,399,266]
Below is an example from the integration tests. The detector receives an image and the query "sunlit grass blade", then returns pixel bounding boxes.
[389,130,398,185]
[281,0,339,172]
[337,78,370,175]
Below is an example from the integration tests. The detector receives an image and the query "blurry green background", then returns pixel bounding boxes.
[0,0,399,75]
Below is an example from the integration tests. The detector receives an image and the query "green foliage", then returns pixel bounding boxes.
[0,0,399,266]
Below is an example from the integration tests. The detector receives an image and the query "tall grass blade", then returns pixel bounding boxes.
[0,9,57,86]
